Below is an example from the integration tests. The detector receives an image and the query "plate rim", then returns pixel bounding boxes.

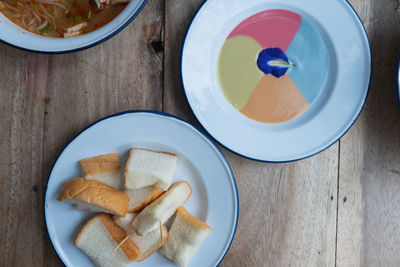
[44,110,239,266]
[397,53,400,110]
[180,0,372,163]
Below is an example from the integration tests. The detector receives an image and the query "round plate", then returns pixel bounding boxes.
[44,111,238,267]
[182,0,371,162]
[0,0,146,53]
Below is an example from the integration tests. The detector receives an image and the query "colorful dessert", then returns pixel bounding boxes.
[218,9,330,123]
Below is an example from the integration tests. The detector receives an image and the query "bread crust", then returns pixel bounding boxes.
[99,214,140,261]
[80,153,120,176]
[126,187,164,213]
[150,181,192,206]
[160,206,211,266]
[74,214,140,261]
[176,207,212,231]
[57,178,129,216]
[123,148,177,188]
[132,181,192,235]
[137,225,169,262]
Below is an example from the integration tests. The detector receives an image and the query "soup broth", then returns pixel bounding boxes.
[0,0,128,38]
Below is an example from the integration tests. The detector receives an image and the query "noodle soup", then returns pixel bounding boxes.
[0,0,128,38]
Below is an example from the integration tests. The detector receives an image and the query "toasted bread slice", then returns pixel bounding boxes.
[160,207,212,267]
[132,182,192,235]
[124,186,164,213]
[80,153,121,189]
[57,178,129,217]
[124,148,177,191]
[75,214,139,267]
[113,213,168,262]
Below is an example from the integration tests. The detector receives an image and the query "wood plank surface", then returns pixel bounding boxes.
[0,1,165,265]
[337,1,400,266]
[0,50,49,266]
[164,1,338,266]
[0,0,399,266]
[220,151,338,267]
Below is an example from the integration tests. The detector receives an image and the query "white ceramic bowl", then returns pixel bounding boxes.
[0,0,147,53]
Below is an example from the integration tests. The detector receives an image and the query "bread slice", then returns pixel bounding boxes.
[57,178,129,217]
[124,186,164,213]
[159,207,212,267]
[124,148,178,191]
[132,182,192,235]
[75,214,139,267]
[113,213,168,262]
[80,153,121,189]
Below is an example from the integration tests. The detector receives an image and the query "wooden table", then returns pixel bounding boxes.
[1,0,399,266]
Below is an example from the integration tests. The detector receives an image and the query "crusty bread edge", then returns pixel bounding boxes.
[57,178,129,217]
[137,225,169,262]
[123,149,135,189]
[74,214,98,247]
[130,148,178,158]
[99,214,140,261]
[123,148,178,189]
[80,153,121,176]
[176,207,212,231]
[131,181,192,236]
[140,181,192,214]
[164,181,192,204]
[127,188,164,213]
[74,214,140,262]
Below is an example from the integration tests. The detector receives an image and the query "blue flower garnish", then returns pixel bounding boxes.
[257,47,294,78]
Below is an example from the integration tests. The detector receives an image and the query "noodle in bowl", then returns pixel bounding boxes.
[0,0,147,53]
[1,0,72,35]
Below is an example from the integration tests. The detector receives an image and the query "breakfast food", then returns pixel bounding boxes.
[124,148,178,191]
[113,213,168,262]
[124,186,164,212]
[80,153,121,189]
[75,214,139,267]
[57,177,129,217]
[57,148,211,267]
[132,182,192,235]
[160,207,212,267]
[0,0,128,37]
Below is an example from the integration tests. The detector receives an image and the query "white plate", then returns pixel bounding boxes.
[0,0,146,53]
[44,111,238,267]
[181,0,371,162]
[397,54,400,109]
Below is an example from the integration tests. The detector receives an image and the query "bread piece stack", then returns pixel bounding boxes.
[57,148,212,267]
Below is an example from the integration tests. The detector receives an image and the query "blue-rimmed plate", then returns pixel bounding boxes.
[44,111,238,267]
[0,0,147,53]
[182,0,371,162]
[397,53,400,109]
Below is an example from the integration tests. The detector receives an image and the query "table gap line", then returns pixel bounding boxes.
[161,0,166,113]
[334,139,341,267]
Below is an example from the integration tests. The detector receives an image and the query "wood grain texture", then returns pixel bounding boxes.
[0,49,48,266]
[220,149,338,267]
[0,1,164,266]
[1,0,400,266]
[164,1,338,266]
[337,0,400,266]
[164,0,204,121]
